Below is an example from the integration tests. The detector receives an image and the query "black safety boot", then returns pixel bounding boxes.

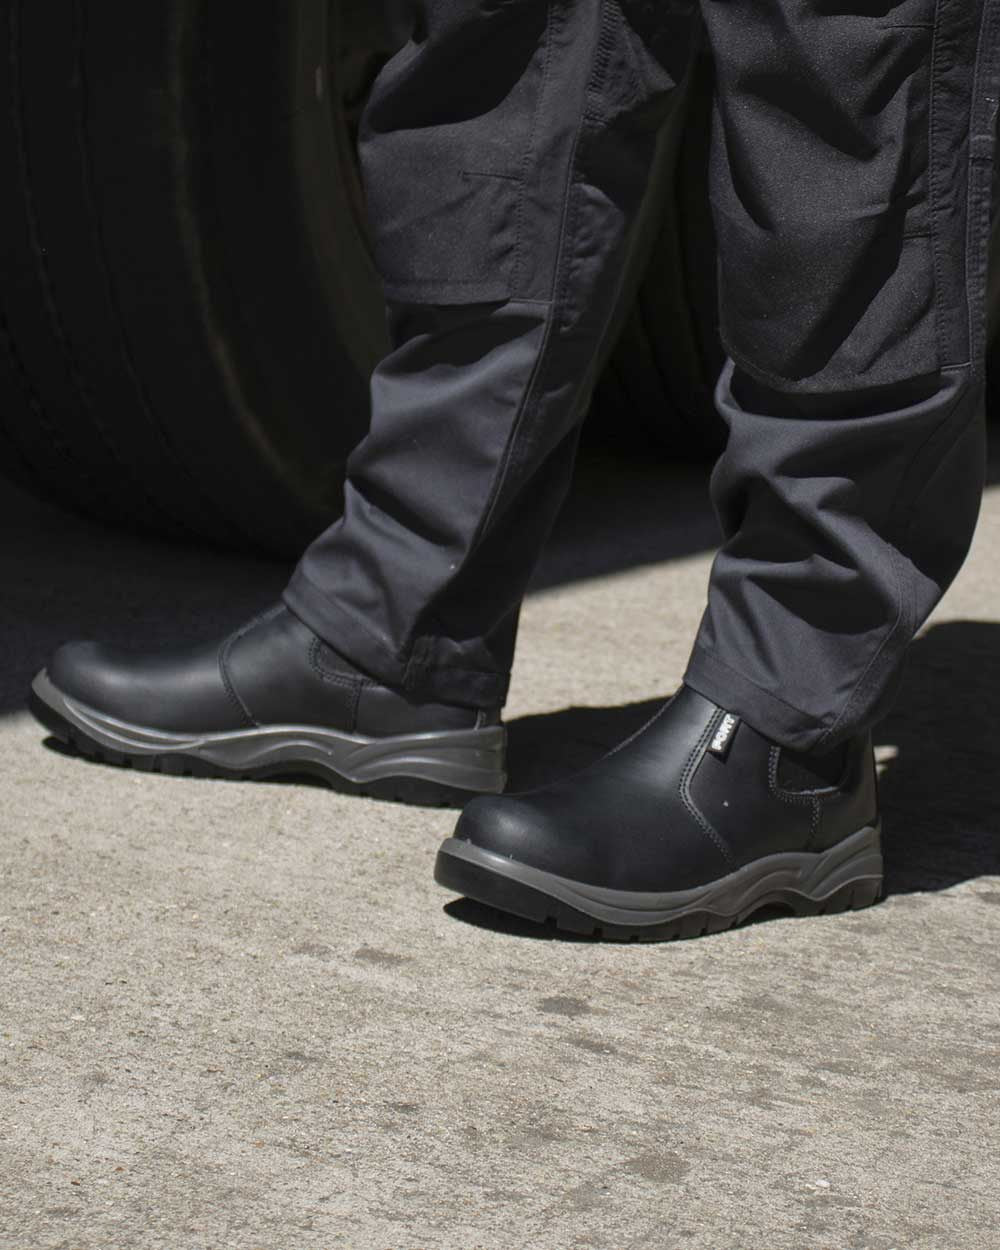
[30,605,505,805]
[435,685,882,938]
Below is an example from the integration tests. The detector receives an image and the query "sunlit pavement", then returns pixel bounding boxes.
[2,447,998,1250]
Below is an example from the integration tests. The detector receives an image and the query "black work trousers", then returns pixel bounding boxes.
[286,0,1000,752]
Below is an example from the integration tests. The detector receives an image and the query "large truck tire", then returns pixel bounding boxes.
[0,0,399,555]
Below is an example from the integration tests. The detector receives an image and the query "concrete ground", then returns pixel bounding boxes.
[1,445,998,1250]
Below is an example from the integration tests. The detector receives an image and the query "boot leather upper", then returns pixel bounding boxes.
[456,686,878,892]
[48,606,483,737]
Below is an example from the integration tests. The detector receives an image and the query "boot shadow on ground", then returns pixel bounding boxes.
[0,449,718,715]
[449,619,1000,940]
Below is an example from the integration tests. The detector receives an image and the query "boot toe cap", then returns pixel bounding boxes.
[458,795,549,857]
[44,637,240,733]
[48,641,124,712]
[455,793,601,883]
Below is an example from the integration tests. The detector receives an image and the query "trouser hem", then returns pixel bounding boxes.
[683,643,833,754]
[283,569,509,710]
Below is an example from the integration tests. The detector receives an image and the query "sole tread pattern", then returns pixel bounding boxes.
[31,692,472,809]
[434,846,885,943]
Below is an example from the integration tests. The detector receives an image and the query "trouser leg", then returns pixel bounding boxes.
[684,0,1000,750]
[285,0,698,708]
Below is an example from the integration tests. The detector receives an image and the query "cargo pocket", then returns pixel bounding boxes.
[357,0,551,304]
[713,211,940,391]
[706,11,939,390]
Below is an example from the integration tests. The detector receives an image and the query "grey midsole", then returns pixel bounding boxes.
[32,671,506,792]
[438,824,883,925]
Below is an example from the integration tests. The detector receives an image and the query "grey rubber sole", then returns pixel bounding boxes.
[30,670,506,806]
[434,823,884,940]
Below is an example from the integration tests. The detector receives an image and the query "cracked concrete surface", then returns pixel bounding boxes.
[1,448,998,1249]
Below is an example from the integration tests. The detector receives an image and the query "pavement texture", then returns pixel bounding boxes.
[1,445,999,1250]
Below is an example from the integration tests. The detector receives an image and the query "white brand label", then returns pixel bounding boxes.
[709,713,740,757]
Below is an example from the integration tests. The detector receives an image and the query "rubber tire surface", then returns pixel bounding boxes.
[0,0,388,555]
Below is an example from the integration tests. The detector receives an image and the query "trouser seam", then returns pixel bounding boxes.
[509,0,555,297]
[927,0,952,366]
[467,0,644,547]
[399,4,606,679]
[812,372,976,750]
[475,29,596,538]
[965,0,1000,368]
